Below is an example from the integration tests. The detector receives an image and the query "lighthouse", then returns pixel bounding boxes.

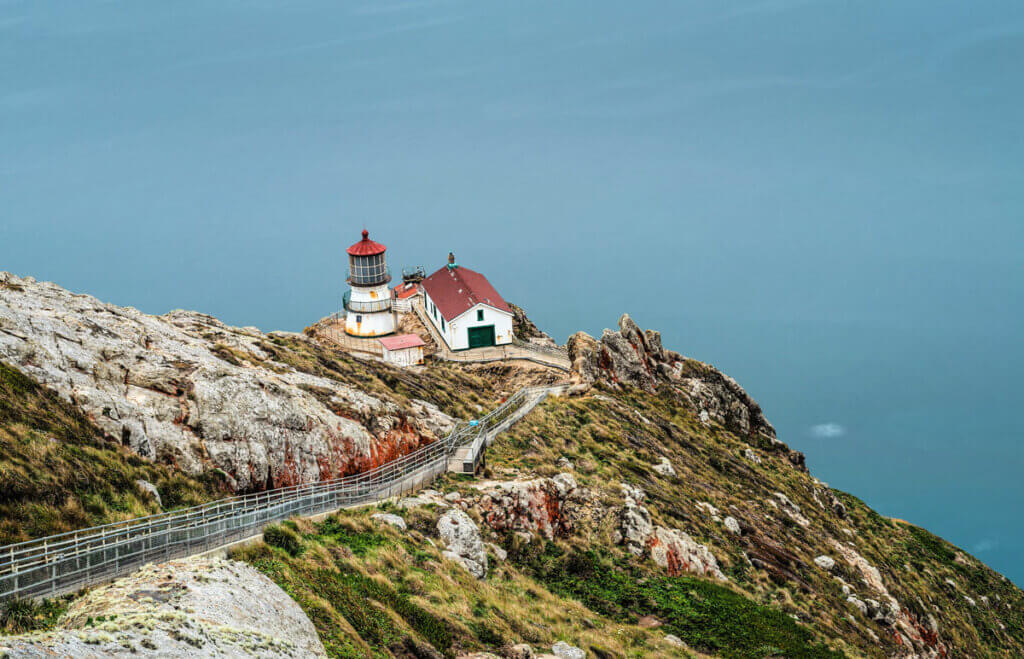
[344,229,396,337]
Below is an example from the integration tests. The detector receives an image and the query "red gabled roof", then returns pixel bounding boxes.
[347,229,387,256]
[379,334,426,350]
[420,265,511,322]
[393,283,419,300]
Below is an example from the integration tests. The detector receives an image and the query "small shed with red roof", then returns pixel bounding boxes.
[420,253,515,351]
[379,334,426,367]
[392,281,421,313]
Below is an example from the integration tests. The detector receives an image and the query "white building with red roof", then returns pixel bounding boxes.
[420,253,515,351]
[379,334,426,367]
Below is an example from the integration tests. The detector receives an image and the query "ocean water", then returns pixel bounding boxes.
[1,1,1022,583]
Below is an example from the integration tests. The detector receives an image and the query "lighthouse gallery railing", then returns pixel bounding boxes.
[0,386,554,602]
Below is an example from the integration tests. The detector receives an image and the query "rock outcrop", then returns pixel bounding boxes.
[568,314,809,469]
[614,484,725,580]
[474,473,584,541]
[568,314,774,439]
[438,509,488,578]
[0,557,325,657]
[0,273,454,491]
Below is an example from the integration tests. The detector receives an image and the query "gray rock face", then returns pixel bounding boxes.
[567,314,777,441]
[0,557,325,657]
[647,527,726,580]
[614,484,726,580]
[0,273,454,491]
[371,513,407,530]
[814,555,837,571]
[616,484,653,556]
[437,509,487,578]
[135,479,162,507]
[653,456,676,477]
[475,473,585,541]
[550,641,585,659]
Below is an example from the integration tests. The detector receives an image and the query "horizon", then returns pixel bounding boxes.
[2,0,1022,586]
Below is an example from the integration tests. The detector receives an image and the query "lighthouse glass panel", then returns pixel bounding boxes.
[349,254,388,285]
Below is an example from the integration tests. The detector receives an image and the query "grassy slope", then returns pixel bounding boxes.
[4,324,1022,657]
[0,362,225,546]
[0,331,507,547]
[232,510,687,659]
[480,384,1024,657]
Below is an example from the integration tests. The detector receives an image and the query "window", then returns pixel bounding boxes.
[356,315,362,323]
[441,317,446,332]
[476,309,484,322]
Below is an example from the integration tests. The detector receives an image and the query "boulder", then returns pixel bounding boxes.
[551,641,585,659]
[814,555,836,571]
[370,513,407,530]
[135,479,162,507]
[475,474,584,540]
[771,492,810,527]
[0,557,325,657]
[503,644,534,659]
[664,634,684,647]
[724,516,742,535]
[438,509,487,578]
[647,527,726,580]
[653,456,676,477]
[848,596,869,616]
[616,485,653,556]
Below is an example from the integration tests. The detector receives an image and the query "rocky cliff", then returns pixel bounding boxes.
[0,272,458,492]
[2,279,1022,658]
[569,314,805,469]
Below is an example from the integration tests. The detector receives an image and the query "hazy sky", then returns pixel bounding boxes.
[2,1,1022,582]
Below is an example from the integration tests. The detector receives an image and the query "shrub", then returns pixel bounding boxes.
[264,523,305,557]
[1,596,68,635]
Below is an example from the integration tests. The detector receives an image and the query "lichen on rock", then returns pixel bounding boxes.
[1,556,326,657]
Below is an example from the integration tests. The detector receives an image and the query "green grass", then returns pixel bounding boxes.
[233,511,679,658]
[510,542,842,659]
[235,515,454,658]
[0,362,225,544]
[0,595,71,635]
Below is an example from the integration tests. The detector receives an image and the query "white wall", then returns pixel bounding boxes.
[345,282,395,337]
[422,290,457,348]
[422,289,513,351]
[382,346,424,367]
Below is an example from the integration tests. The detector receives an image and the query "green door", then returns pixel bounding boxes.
[467,325,496,349]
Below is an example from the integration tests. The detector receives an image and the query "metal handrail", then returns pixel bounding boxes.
[0,385,556,601]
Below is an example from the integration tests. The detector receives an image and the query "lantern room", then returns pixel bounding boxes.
[346,229,391,286]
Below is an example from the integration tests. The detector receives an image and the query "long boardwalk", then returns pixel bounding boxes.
[0,385,564,602]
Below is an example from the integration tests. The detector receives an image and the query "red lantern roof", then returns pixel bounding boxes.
[346,229,387,256]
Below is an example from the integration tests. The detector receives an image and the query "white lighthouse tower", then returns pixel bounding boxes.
[344,229,396,337]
